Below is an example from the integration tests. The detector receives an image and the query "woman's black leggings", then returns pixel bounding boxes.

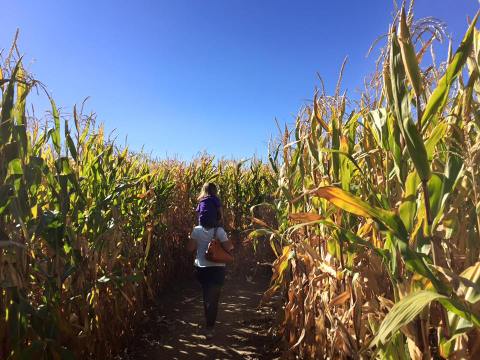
[195,266,226,328]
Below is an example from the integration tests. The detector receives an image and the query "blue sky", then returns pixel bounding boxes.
[1,1,478,160]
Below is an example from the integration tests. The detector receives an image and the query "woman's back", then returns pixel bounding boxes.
[191,226,228,267]
[188,184,234,339]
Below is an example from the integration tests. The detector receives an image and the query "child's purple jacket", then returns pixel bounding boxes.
[196,195,221,228]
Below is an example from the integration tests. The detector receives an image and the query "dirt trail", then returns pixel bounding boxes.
[121,268,279,360]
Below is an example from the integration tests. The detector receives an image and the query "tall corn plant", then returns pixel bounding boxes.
[253,7,480,359]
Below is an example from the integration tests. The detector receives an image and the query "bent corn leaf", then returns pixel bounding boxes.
[315,186,408,241]
[371,290,447,347]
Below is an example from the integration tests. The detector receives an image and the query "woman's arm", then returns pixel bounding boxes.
[221,240,234,253]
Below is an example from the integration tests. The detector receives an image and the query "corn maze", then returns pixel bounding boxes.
[2,4,480,360]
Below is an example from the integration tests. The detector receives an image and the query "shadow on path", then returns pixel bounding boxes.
[121,269,278,360]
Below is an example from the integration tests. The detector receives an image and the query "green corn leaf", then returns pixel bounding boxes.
[248,228,274,239]
[426,135,464,231]
[390,32,431,182]
[339,136,352,191]
[425,173,445,226]
[398,7,423,99]
[447,263,480,336]
[399,171,420,232]
[397,236,446,291]
[79,118,91,145]
[439,296,480,329]
[64,121,77,161]
[443,125,464,196]
[7,158,23,177]
[316,186,446,291]
[387,112,406,184]
[49,96,61,154]
[367,108,389,149]
[0,184,14,215]
[421,12,479,129]
[425,122,447,161]
[338,227,391,265]
[370,290,447,348]
[310,147,381,206]
[3,141,20,164]
[0,60,21,145]
[379,332,411,360]
[331,116,341,181]
[307,137,319,165]
[14,64,28,127]
[56,157,73,176]
[14,124,28,157]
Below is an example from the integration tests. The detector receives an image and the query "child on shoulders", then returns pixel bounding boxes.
[196,182,222,229]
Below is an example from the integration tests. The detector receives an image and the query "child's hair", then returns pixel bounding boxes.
[197,182,217,201]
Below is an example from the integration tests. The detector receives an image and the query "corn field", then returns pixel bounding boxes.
[3,3,480,360]
[251,6,480,359]
[0,44,273,358]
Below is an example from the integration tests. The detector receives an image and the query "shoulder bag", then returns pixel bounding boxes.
[205,228,234,263]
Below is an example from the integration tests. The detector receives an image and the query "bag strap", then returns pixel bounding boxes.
[213,227,218,241]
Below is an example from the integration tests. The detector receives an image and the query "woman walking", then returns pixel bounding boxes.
[187,183,234,339]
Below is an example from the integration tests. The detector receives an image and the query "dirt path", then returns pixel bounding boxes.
[120,268,279,360]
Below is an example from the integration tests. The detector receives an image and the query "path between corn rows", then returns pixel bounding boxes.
[120,268,280,360]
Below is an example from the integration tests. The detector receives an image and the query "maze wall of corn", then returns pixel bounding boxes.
[2,4,480,359]
[250,6,480,360]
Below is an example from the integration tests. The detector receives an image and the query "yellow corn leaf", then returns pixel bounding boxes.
[251,217,270,228]
[315,186,408,241]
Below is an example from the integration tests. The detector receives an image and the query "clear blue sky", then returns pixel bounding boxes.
[1,1,478,160]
